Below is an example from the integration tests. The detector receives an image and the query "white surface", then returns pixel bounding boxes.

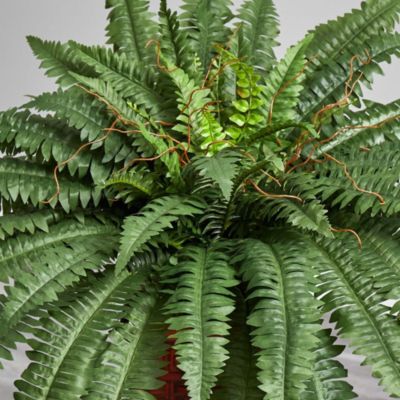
[0,1,398,399]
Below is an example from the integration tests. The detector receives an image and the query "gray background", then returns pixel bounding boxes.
[0,1,399,399]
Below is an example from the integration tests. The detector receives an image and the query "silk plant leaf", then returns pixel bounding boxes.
[264,35,313,124]
[163,244,238,400]
[179,0,233,70]
[116,196,205,274]
[192,151,241,200]
[238,239,321,400]
[105,0,158,63]
[236,0,279,73]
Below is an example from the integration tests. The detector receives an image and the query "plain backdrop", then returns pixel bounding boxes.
[0,1,399,399]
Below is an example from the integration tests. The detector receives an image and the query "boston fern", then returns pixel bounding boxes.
[1,0,400,399]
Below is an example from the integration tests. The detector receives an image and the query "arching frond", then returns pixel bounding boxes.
[238,239,321,399]
[0,158,102,212]
[264,35,313,124]
[26,36,95,87]
[0,216,117,282]
[179,0,233,70]
[211,292,263,400]
[67,43,174,119]
[236,0,279,74]
[26,88,136,164]
[84,287,167,400]
[301,329,356,400]
[300,33,400,118]
[0,109,111,182]
[310,235,400,397]
[14,267,157,400]
[105,0,158,62]
[163,244,238,400]
[116,196,205,273]
[314,99,400,154]
[0,209,62,240]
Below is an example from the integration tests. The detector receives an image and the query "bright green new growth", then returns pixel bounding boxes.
[0,0,400,399]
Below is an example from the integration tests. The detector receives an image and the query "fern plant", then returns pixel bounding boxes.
[1,1,400,399]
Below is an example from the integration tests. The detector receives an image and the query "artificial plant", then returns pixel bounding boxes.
[1,0,400,399]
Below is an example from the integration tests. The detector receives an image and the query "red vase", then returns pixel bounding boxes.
[149,336,189,400]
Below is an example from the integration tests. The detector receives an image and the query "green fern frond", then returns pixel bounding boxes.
[163,244,238,400]
[158,0,194,75]
[301,329,357,400]
[116,196,205,273]
[310,235,400,397]
[0,109,111,182]
[26,36,95,87]
[312,142,400,216]
[103,167,156,204]
[238,239,321,399]
[301,32,400,118]
[67,43,175,119]
[262,197,333,237]
[211,292,263,400]
[105,0,158,63]
[179,0,233,70]
[0,216,117,282]
[305,0,400,71]
[25,88,136,164]
[314,99,400,154]
[236,0,279,73]
[0,158,102,212]
[14,266,154,400]
[264,35,313,124]
[0,209,62,240]
[192,150,241,201]
[0,237,115,338]
[85,287,167,399]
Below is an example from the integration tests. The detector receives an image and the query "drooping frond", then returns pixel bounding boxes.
[211,292,263,400]
[179,0,233,70]
[27,36,95,87]
[25,89,136,164]
[341,216,400,304]
[0,209,62,240]
[301,329,356,400]
[301,0,400,114]
[67,43,174,119]
[306,0,400,71]
[116,196,205,273]
[0,158,102,212]
[14,266,157,400]
[236,0,279,73]
[300,32,400,118]
[264,35,313,124]
[0,235,116,338]
[314,99,400,154]
[105,0,158,63]
[0,109,111,182]
[0,216,117,283]
[163,244,238,400]
[311,142,400,216]
[84,287,167,400]
[310,235,400,397]
[238,239,320,399]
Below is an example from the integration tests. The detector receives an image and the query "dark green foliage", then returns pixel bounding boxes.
[236,0,279,73]
[1,1,400,399]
